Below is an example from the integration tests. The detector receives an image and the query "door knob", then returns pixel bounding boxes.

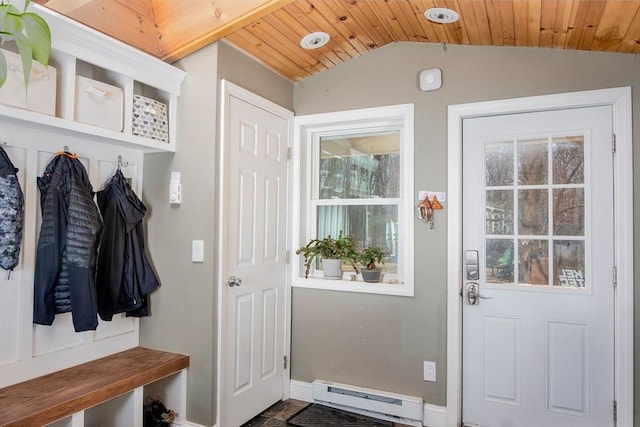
[227,276,242,287]
[466,282,491,305]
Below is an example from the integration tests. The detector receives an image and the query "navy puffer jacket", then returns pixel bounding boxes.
[33,154,103,332]
[0,146,24,272]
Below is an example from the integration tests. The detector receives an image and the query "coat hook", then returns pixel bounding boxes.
[64,145,70,153]
[1,141,7,146]
[117,155,129,168]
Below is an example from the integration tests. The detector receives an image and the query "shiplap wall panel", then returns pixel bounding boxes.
[0,120,144,387]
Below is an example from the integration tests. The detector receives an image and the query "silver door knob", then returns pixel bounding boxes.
[227,276,242,287]
[466,282,491,305]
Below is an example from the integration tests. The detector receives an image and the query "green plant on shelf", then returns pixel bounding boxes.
[0,0,51,88]
[356,246,385,271]
[296,231,358,278]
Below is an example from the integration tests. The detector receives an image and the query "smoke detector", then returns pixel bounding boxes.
[424,7,459,24]
[301,31,330,49]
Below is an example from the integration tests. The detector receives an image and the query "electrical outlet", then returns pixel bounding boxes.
[424,361,436,382]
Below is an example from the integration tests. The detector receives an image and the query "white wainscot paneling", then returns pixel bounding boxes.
[0,126,144,387]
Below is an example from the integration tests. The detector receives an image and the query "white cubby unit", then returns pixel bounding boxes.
[0,2,185,153]
[0,3,189,426]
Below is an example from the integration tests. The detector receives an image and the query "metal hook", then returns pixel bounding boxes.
[63,145,70,153]
[1,141,7,146]
[117,155,128,169]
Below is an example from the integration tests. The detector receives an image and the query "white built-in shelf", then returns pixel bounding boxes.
[0,2,186,153]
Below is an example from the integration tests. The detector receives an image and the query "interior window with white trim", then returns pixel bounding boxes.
[293,104,414,296]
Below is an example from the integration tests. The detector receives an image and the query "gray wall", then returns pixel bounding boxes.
[292,42,640,413]
[140,41,293,426]
[141,42,219,424]
[140,39,638,425]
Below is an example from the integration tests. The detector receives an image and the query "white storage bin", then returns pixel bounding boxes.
[74,75,123,131]
[0,48,57,116]
[132,94,168,142]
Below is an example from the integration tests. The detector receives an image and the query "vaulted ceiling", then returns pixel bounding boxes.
[34,0,640,83]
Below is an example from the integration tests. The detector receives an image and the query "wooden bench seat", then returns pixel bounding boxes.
[0,347,189,427]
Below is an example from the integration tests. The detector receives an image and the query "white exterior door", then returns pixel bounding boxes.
[462,106,614,427]
[219,82,291,427]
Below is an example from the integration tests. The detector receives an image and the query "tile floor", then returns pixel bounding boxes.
[240,399,413,427]
[241,399,309,426]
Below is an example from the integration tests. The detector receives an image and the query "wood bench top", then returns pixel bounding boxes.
[0,346,189,427]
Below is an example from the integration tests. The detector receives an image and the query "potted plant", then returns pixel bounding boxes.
[0,0,52,88]
[357,246,385,283]
[296,231,358,279]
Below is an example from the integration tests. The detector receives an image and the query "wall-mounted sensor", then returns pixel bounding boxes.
[170,171,182,205]
[419,68,442,92]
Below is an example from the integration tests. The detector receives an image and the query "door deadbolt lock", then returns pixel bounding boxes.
[465,250,479,280]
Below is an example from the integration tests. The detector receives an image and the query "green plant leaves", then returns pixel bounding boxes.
[22,12,50,65]
[0,1,51,89]
[0,51,6,86]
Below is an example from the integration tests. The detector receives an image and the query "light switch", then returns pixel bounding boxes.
[192,240,204,263]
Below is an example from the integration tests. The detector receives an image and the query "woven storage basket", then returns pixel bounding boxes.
[132,95,168,142]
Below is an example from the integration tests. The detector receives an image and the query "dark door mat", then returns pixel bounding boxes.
[286,403,393,426]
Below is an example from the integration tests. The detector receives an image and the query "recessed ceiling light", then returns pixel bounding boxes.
[301,31,330,49]
[424,7,459,24]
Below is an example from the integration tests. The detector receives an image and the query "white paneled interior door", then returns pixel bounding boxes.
[462,106,614,427]
[219,82,291,427]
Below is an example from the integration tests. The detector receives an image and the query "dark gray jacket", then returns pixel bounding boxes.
[96,169,159,320]
[33,154,103,332]
[0,146,24,273]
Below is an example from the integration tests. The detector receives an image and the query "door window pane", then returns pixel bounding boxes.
[554,240,585,287]
[552,136,584,184]
[319,133,399,199]
[485,142,514,186]
[518,189,548,235]
[518,139,548,185]
[482,132,588,291]
[553,188,584,236]
[486,239,514,283]
[486,190,513,235]
[518,239,549,285]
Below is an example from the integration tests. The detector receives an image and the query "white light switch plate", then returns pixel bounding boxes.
[192,240,204,263]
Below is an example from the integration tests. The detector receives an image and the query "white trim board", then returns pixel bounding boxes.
[288,380,446,427]
[446,87,634,427]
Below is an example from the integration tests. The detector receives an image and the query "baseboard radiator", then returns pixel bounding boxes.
[311,379,423,426]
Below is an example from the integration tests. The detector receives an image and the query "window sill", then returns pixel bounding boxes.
[292,276,414,297]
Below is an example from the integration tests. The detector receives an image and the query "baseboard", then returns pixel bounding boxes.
[288,379,447,427]
[289,379,313,402]
[423,403,447,427]
[182,422,209,427]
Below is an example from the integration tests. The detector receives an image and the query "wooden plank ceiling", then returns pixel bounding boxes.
[36,0,640,82]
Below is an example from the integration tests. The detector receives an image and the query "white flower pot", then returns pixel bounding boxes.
[322,258,342,279]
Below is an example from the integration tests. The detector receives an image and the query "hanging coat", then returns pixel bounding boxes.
[96,168,159,321]
[0,146,24,273]
[34,154,103,332]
